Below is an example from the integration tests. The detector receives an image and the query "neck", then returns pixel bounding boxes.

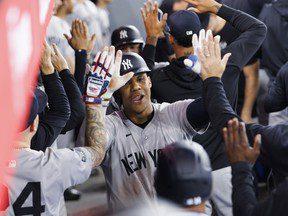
[174,46,194,59]
[16,141,31,150]
[56,7,68,19]
[183,203,206,213]
[125,103,154,125]
[97,1,108,9]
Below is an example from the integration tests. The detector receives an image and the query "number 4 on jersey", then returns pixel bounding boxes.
[13,182,45,215]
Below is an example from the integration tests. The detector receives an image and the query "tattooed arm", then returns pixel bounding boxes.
[84,105,107,168]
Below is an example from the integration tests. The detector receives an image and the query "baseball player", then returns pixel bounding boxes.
[79,30,231,210]
[1,46,131,216]
[155,140,212,216]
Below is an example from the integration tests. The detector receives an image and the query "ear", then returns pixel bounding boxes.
[30,115,39,133]
[169,35,175,45]
[148,76,152,88]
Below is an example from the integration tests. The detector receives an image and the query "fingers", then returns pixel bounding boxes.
[192,34,199,50]
[223,127,229,149]
[122,72,134,84]
[148,0,154,11]
[161,13,168,27]
[232,118,240,148]
[187,7,201,14]
[227,120,234,149]
[206,30,215,57]
[221,53,232,68]
[214,35,221,59]
[239,122,249,147]
[144,3,149,16]
[71,20,77,36]
[199,29,205,48]
[114,50,123,77]
[140,8,146,21]
[83,21,89,37]
[75,19,82,36]
[52,43,60,56]
[63,33,71,42]
[253,134,261,155]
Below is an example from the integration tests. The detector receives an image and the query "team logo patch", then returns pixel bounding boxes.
[120,30,128,39]
[122,59,133,70]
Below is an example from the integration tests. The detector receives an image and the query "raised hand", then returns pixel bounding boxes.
[184,0,222,14]
[141,0,167,45]
[197,29,231,80]
[223,118,261,164]
[83,46,133,106]
[64,19,96,52]
[51,43,69,72]
[40,40,54,75]
[184,29,207,74]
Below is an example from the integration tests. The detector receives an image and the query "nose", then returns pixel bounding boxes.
[130,79,141,92]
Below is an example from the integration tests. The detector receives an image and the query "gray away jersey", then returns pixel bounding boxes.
[102,100,198,210]
[1,147,92,216]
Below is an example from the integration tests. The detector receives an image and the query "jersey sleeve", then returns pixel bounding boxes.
[105,115,117,150]
[161,100,198,135]
[43,147,93,190]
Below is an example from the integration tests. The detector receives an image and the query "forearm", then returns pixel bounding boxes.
[31,72,71,151]
[203,77,240,129]
[186,98,210,130]
[142,44,156,70]
[59,69,85,134]
[264,63,288,112]
[241,63,260,120]
[42,72,71,125]
[231,162,258,216]
[218,5,267,69]
[85,105,107,168]
[74,50,88,94]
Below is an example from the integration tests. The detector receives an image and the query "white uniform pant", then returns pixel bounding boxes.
[206,166,233,216]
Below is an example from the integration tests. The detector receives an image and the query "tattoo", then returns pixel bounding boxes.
[85,105,107,167]
[184,51,192,57]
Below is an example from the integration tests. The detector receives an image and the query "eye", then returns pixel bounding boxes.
[137,76,144,82]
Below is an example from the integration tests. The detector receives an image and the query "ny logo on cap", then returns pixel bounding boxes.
[120,30,128,39]
[122,59,133,70]
[186,31,193,36]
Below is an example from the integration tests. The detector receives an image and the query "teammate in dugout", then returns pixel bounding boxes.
[1,46,132,215]
[79,31,231,210]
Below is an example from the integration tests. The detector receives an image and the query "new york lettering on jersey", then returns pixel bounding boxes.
[120,149,163,175]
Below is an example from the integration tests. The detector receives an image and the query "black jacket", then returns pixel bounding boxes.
[259,0,288,77]
[203,77,288,216]
[231,162,288,216]
[31,72,70,151]
[264,61,288,113]
[31,70,85,151]
[203,77,288,185]
[150,5,267,170]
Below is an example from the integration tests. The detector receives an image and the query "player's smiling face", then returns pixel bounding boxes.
[120,72,153,115]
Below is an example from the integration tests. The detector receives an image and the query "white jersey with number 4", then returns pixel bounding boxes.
[1,147,92,216]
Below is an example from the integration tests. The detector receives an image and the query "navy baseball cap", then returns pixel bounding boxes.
[24,88,47,129]
[167,10,201,40]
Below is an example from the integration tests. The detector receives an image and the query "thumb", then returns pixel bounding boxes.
[91,34,97,43]
[221,53,231,68]
[187,7,200,14]
[253,134,261,155]
[63,33,71,42]
[161,13,168,26]
[121,72,134,84]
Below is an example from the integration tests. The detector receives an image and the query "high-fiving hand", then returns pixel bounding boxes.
[64,19,96,58]
[141,0,167,45]
[83,46,134,106]
[223,118,261,164]
[197,29,231,80]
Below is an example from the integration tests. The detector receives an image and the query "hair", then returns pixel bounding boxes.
[174,35,192,48]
